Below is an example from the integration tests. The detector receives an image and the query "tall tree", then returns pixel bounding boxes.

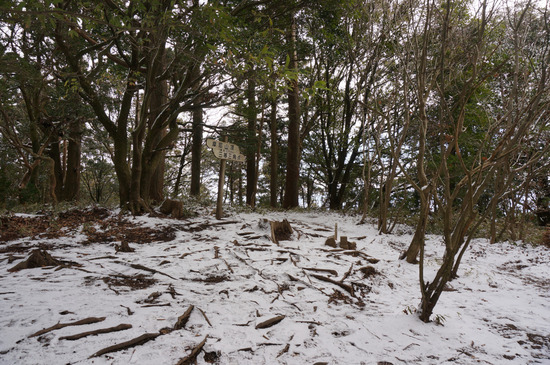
[0,10,86,204]
[283,12,301,209]
[190,63,203,198]
[51,0,232,213]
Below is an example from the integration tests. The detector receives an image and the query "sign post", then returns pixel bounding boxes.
[206,137,245,219]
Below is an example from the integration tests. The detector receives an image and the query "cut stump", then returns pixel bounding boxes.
[270,219,293,244]
[9,249,61,272]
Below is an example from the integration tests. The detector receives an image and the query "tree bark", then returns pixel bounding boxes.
[246,68,257,207]
[190,60,203,197]
[270,98,279,208]
[283,14,301,209]
[63,118,82,201]
[190,106,203,197]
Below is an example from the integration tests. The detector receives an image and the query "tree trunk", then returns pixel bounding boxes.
[143,56,168,205]
[283,14,301,209]
[246,68,257,207]
[62,118,82,201]
[190,106,203,197]
[419,253,455,322]
[48,142,64,200]
[173,149,187,199]
[270,99,279,208]
[190,58,203,198]
[402,191,430,263]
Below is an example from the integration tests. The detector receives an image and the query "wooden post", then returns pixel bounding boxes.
[216,136,228,220]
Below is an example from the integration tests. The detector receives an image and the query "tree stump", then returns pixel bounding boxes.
[270,219,293,244]
[115,241,135,253]
[339,236,356,250]
[325,237,337,248]
[9,249,61,272]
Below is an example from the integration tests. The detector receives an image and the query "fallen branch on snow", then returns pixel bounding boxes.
[310,274,354,296]
[89,333,160,358]
[175,335,208,365]
[29,317,106,338]
[130,263,177,280]
[255,315,286,329]
[59,323,132,341]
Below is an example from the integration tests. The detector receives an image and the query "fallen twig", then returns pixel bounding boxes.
[87,255,117,261]
[187,220,240,232]
[198,307,212,327]
[141,303,171,308]
[237,231,255,236]
[223,259,234,273]
[296,320,321,325]
[180,249,210,259]
[130,263,176,280]
[29,317,106,338]
[303,267,338,276]
[176,335,208,365]
[341,250,373,261]
[340,263,354,282]
[310,274,354,296]
[173,305,194,330]
[256,315,286,329]
[120,305,134,315]
[287,273,325,294]
[277,343,290,358]
[59,323,132,341]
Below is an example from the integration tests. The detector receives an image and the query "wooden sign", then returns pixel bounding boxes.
[206,137,245,219]
[206,138,245,163]
[211,148,245,162]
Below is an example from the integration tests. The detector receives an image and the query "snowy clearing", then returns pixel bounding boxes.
[0,208,549,365]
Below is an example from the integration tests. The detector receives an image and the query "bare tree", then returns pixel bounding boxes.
[399,0,550,322]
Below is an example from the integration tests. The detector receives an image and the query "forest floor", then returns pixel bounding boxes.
[0,207,549,365]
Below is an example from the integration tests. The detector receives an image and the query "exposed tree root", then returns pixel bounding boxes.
[90,333,160,358]
[176,335,208,365]
[310,274,354,296]
[59,323,132,341]
[29,317,106,338]
[173,305,194,331]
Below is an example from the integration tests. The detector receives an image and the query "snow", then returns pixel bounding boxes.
[1,209,549,364]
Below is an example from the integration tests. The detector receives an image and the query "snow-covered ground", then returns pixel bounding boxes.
[0,209,549,364]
